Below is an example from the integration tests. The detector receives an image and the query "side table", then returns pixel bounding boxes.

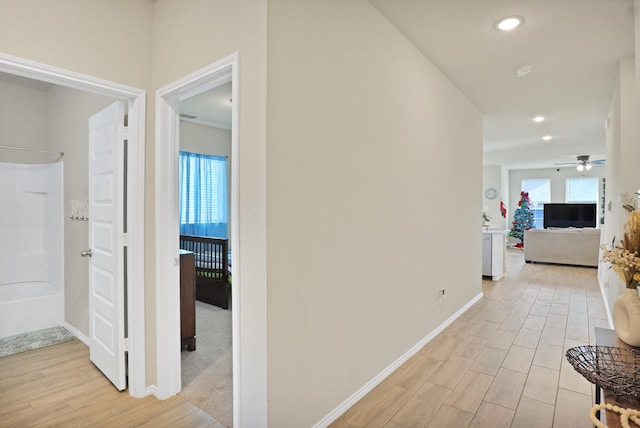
[594,327,640,428]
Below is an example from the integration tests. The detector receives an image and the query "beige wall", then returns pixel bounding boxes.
[1,1,489,425]
[0,0,155,391]
[47,86,114,335]
[180,121,231,156]
[0,0,152,90]
[0,76,116,338]
[151,0,268,423]
[267,1,482,425]
[0,78,48,163]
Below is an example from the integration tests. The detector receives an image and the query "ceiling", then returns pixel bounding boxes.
[180,82,232,130]
[1,1,634,171]
[370,0,635,170]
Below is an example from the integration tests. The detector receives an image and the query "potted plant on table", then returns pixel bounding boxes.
[601,202,640,345]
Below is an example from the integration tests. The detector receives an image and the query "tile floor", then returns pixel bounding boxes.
[331,248,609,427]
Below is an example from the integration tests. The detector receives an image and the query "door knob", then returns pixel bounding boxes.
[81,249,93,257]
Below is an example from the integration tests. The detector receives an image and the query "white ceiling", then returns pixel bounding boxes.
[370,0,635,170]
[1,1,634,171]
[180,82,232,130]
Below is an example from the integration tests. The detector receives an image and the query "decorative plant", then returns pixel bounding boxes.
[601,207,640,289]
[482,212,491,224]
[510,191,534,247]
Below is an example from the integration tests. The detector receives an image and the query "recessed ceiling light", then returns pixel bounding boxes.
[542,135,552,141]
[533,116,545,123]
[495,16,524,31]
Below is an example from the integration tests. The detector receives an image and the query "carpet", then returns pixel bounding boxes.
[180,301,233,427]
[0,326,75,358]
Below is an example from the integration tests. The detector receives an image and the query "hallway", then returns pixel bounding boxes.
[331,248,607,427]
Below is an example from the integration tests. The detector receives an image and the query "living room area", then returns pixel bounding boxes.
[483,165,605,265]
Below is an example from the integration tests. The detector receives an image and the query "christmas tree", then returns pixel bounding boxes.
[510,191,535,247]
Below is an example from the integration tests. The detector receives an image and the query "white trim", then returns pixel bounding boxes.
[64,321,90,345]
[154,84,182,398]
[599,278,615,329]
[229,55,242,426]
[155,53,253,425]
[313,292,484,428]
[126,92,147,398]
[145,385,160,397]
[0,53,147,398]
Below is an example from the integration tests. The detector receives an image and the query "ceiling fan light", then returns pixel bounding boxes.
[577,164,584,171]
[585,163,592,170]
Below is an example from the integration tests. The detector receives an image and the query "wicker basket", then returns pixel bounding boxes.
[566,345,640,398]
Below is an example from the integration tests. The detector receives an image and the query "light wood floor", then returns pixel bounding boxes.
[330,248,607,428]
[1,249,606,428]
[0,339,225,427]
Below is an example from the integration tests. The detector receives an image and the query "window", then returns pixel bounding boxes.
[566,177,599,203]
[522,178,550,229]
[179,151,228,238]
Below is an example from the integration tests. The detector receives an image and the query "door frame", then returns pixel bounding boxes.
[155,53,242,420]
[0,53,146,397]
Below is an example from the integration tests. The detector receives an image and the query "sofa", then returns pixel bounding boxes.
[524,228,601,267]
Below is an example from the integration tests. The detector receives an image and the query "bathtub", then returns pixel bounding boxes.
[0,281,64,339]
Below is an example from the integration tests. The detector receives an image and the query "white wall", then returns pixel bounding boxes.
[601,56,638,315]
[267,1,482,425]
[509,167,605,208]
[483,165,508,229]
[0,162,61,286]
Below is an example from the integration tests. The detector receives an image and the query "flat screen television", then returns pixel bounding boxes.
[543,203,597,229]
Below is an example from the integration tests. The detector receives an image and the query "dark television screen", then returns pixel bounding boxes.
[543,203,597,229]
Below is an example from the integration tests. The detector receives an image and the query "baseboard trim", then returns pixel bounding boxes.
[312,291,484,428]
[64,322,89,346]
[598,278,615,329]
[146,385,160,397]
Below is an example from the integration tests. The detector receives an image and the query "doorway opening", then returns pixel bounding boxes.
[0,53,146,397]
[154,54,239,425]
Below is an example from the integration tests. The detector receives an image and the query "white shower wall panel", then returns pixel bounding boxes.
[0,162,63,319]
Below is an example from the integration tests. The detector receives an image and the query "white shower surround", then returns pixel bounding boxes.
[0,161,64,338]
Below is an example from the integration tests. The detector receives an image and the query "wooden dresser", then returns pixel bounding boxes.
[180,250,196,351]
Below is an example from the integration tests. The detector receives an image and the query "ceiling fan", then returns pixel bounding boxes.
[554,155,605,171]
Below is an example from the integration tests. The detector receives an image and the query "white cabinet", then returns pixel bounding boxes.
[482,229,506,281]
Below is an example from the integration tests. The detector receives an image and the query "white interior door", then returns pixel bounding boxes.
[88,101,127,390]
